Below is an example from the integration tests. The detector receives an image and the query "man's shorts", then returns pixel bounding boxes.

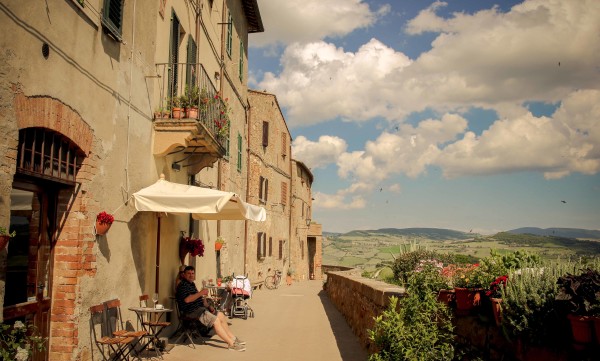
[186,307,217,328]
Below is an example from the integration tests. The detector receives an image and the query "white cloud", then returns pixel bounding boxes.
[258,0,600,127]
[313,189,367,210]
[252,0,389,47]
[337,113,467,181]
[259,39,412,127]
[291,135,347,169]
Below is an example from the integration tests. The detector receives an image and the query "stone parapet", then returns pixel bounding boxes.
[324,270,404,353]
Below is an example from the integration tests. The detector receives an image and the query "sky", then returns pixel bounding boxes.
[247,0,600,234]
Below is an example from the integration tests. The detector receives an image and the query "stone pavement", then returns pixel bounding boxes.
[160,280,368,361]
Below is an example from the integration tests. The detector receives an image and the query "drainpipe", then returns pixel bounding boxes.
[288,160,293,275]
[216,0,227,237]
[244,99,252,276]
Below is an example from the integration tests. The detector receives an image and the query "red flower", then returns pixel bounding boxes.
[96,211,114,225]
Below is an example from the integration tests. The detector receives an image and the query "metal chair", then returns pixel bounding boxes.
[89,303,136,361]
[171,299,214,348]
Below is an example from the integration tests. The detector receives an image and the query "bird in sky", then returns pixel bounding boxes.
[561,200,566,203]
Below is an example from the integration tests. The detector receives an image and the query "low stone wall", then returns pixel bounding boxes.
[324,270,405,353]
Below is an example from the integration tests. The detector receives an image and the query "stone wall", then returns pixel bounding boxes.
[324,270,574,360]
[324,270,405,353]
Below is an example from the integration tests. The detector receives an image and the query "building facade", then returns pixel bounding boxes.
[0,1,263,360]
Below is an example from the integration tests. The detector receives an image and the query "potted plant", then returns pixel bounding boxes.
[95,211,114,236]
[0,226,16,251]
[486,275,508,326]
[215,237,225,251]
[0,320,46,360]
[184,85,199,118]
[453,263,483,315]
[555,269,600,348]
[169,96,183,119]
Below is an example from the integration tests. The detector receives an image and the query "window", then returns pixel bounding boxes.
[257,232,266,259]
[262,121,269,147]
[102,0,124,41]
[259,176,268,204]
[281,182,287,206]
[239,40,244,81]
[268,237,273,257]
[186,36,198,89]
[278,240,283,260]
[281,132,287,157]
[226,11,233,57]
[237,133,242,172]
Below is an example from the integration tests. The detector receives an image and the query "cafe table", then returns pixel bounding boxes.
[129,306,172,358]
[205,284,228,312]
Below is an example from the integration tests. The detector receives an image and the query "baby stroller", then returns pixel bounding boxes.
[229,275,254,319]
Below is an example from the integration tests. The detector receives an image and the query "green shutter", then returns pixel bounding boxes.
[102,0,124,40]
[237,133,242,172]
[226,12,233,57]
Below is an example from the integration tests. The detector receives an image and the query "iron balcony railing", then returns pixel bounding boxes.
[155,62,229,144]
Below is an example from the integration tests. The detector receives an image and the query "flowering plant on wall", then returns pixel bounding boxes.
[96,211,114,225]
[183,236,205,257]
[213,93,230,138]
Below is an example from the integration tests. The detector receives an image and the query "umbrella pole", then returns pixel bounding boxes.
[155,213,161,293]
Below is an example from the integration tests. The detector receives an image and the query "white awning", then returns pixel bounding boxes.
[132,178,266,221]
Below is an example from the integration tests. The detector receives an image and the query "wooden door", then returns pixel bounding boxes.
[4,182,57,361]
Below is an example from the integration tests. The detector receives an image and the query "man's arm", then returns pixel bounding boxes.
[184,288,208,304]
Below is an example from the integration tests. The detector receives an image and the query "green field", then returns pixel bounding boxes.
[323,231,600,274]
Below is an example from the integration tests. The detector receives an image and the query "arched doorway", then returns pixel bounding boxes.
[3,127,85,361]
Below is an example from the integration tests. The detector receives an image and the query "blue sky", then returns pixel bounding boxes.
[248,0,600,234]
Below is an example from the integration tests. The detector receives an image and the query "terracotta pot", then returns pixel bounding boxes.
[437,289,455,306]
[215,242,223,251]
[95,221,112,235]
[454,287,478,315]
[0,235,10,251]
[592,316,600,345]
[171,107,183,119]
[186,107,198,119]
[490,297,502,327]
[567,314,593,348]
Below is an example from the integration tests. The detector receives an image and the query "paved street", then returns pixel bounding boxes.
[161,280,368,361]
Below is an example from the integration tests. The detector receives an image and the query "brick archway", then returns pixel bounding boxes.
[12,93,96,360]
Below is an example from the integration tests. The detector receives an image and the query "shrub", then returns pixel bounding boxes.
[369,266,454,361]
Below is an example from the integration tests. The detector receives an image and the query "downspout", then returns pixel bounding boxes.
[124,0,137,201]
[288,160,293,274]
[244,99,252,276]
[216,0,227,237]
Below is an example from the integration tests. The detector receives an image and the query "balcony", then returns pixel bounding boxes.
[153,63,228,173]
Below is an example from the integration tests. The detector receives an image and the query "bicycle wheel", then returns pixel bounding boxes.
[265,276,276,289]
[274,275,282,289]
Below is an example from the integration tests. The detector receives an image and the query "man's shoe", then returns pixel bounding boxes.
[234,337,246,345]
[228,343,246,352]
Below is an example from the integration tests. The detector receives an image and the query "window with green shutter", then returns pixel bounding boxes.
[102,0,124,41]
[226,12,233,58]
[237,133,242,172]
[239,40,244,81]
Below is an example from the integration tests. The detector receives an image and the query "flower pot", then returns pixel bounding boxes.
[437,289,455,306]
[95,221,112,235]
[286,275,293,286]
[171,107,183,119]
[185,107,198,119]
[490,297,502,327]
[567,314,593,348]
[454,287,478,316]
[592,316,600,345]
[0,235,9,251]
[215,242,223,251]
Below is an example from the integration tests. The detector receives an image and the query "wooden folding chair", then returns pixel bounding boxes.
[89,303,136,361]
[104,299,147,359]
[139,295,171,329]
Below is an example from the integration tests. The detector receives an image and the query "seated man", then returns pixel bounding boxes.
[176,266,246,351]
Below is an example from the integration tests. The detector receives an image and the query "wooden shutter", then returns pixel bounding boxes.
[281,182,287,206]
[281,132,287,157]
[262,121,269,147]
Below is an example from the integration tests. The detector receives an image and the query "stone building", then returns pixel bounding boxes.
[246,90,292,281]
[0,1,264,360]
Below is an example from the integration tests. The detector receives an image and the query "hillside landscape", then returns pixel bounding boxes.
[323,227,600,273]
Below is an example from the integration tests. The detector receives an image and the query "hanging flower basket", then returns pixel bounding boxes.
[180,235,204,264]
[215,237,225,251]
[95,211,114,236]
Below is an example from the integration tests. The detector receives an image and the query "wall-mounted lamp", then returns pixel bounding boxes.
[214,71,220,81]
[306,218,311,227]
[171,162,181,172]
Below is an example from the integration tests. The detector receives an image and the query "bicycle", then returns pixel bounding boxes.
[264,269,282,290]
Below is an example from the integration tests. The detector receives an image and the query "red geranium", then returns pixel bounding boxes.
[96,211,114,225]
[486,275,509,298]
[184,237,205,257]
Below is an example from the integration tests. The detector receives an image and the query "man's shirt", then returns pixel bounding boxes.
[176,279,205,315]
